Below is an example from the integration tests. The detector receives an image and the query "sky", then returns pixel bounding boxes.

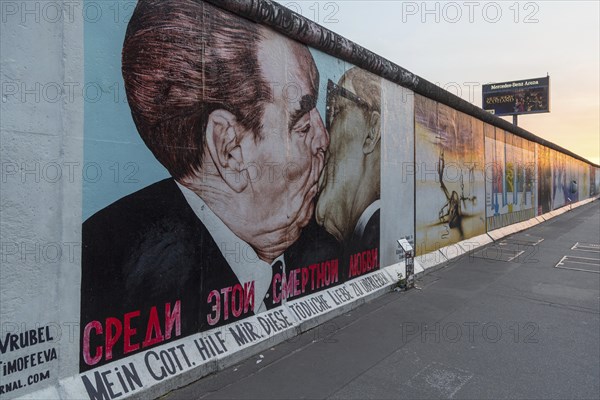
[274,0,600,165]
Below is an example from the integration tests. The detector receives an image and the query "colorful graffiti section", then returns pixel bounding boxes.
[537,145,552,214]
[534,144,596,219]
[485,129,537,230]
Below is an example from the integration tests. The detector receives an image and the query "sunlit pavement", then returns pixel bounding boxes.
[165,200,600,400]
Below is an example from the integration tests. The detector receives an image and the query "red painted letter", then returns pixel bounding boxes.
[82,321,103,366]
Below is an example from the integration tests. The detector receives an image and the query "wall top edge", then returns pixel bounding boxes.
[205,0,599,169]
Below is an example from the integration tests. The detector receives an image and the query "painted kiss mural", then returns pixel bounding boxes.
[317,68,382,280]
[80,0,380,372]
[415,95,486,255]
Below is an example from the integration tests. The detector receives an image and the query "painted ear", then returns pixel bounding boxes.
[363,110,381,154]
[205,109,248,193]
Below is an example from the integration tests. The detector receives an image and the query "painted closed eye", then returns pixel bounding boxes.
[295,123,311,137]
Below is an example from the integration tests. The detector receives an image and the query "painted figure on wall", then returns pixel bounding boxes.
[316,67,381,280]
[437,149,477,239]
[552,152,568,208]
[415,96,486,254]
[537,145,552,214]
[485,131,536,230]
[492,131,505,214]
[80,0,340,371]
[591,167,597,197]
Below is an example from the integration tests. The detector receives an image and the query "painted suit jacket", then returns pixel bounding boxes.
[80,178,339,371]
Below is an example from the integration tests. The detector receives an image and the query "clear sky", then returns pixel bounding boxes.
[275,0,600,165]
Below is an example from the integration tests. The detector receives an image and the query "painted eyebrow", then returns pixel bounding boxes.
[288,94,316,132]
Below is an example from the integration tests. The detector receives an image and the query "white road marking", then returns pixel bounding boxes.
[555,255,600,273]
[555,265,600,274]
[571,242,600,253]
[507,251,525,262]
[564,256,600,262]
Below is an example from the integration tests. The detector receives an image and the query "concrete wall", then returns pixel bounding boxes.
[1,1,599,399]
[1,0,83,395]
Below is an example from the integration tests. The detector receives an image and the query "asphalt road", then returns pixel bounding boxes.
[165,201,600,399]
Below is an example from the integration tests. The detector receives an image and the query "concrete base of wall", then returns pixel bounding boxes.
[19,269,400,400]
[18,196,599,400]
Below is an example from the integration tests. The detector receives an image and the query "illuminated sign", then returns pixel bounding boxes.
[482,76,550,116]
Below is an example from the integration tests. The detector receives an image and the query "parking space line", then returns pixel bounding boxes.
[570,242,600,253]
[563,260,600,266]
[555,255,600,273]
[555,265,600,274]
[504,238,545,246]
[555,255,568,267]
[564,255,600,262]
[507,251,525,262]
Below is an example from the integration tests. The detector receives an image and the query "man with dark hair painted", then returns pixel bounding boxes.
[316,67,382,280]
[80,0,339,372]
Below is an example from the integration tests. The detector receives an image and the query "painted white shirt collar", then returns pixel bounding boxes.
[176,182,281,314]
[353,199,381,240]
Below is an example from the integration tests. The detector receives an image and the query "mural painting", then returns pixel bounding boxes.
[316,67,382,281]
[81,0,382,375]
[415,95,486,255]
[537,145,553,215]
[591,166,598,197]
[485,131,536,230]
[1,1,598,398]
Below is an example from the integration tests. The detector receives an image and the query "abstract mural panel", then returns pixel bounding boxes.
[486,131,536,229]
[415,95,486,254]
[537,145,553,214]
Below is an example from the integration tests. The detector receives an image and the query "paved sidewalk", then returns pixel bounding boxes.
[165,201,600,400]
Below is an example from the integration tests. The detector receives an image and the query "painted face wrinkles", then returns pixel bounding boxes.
[316,80,369,242]
[234,32,328,260]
